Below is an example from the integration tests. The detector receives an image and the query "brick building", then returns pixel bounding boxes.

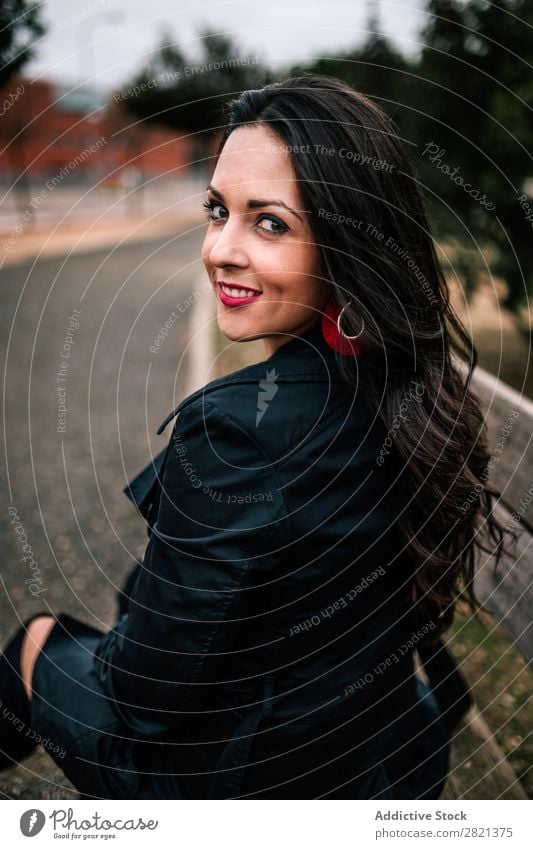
[0,76,194,188]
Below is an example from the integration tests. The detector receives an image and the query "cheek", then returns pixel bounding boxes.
[271,242,317,282]
[287,244,323,289]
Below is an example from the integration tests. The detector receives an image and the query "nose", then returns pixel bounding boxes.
[207,215,249,270]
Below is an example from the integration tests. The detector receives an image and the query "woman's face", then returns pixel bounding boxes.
[201,125,328,357]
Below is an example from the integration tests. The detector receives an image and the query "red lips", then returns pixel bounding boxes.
[217,283,263,308]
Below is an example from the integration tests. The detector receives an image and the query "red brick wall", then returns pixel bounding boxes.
[0,76,193,187]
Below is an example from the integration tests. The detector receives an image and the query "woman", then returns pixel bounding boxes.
[0,75,507,799]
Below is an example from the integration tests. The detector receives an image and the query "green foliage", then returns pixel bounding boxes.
[288,11,410,110]
[404,0,533,308]
[297,0,533,308]
[450,608,533,797]
[117,27,275,137]
[0,0,45,87]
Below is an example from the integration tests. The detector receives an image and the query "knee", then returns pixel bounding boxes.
[21,616,57,701]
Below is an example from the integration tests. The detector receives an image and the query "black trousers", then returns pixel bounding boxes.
[30,562,189,799]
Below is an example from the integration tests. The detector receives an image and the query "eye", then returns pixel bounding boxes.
[202,199,289,237]
[256,215,289,236]
[202,199,226,222]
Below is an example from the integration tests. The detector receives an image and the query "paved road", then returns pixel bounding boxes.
[1,227,206,798]
[0,178,206,234]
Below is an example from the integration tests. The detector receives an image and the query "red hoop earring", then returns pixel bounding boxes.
[321,299,366,356]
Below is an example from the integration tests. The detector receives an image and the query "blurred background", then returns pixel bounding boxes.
[0,0,531,799]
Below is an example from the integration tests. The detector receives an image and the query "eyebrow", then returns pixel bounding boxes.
[206,184,305,222]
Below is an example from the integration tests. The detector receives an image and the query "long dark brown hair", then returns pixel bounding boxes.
[213,73,513,644]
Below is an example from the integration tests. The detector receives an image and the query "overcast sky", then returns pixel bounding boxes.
[26,0,426,94]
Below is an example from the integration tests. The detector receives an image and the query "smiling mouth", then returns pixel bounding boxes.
[217,282,263,307]
[218,282,262,298]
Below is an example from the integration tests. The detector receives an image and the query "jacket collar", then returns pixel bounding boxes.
[156,319,358,435]
[263,319,327,362]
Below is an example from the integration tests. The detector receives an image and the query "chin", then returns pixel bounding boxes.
[216,313,259,343]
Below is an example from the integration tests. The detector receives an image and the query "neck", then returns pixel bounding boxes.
[262,317,322,359]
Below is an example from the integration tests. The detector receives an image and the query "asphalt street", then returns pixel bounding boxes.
[1,227,206,798]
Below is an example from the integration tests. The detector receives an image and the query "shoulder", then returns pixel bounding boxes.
[176,329,373,452]
[160,392,288,553]
[180,363,363,467]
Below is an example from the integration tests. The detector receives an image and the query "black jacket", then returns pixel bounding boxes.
[93,320,458,799]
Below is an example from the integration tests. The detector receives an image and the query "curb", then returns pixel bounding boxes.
[0,210,205,269]
[183,272,217,398]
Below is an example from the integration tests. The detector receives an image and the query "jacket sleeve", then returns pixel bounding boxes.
[93,398,288,737]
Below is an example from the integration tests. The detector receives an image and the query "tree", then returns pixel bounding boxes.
[288,7,410,112]
[290,1,533,314]
[114,27,274,152]
[404,0,533,311]
[0,0,45,87]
